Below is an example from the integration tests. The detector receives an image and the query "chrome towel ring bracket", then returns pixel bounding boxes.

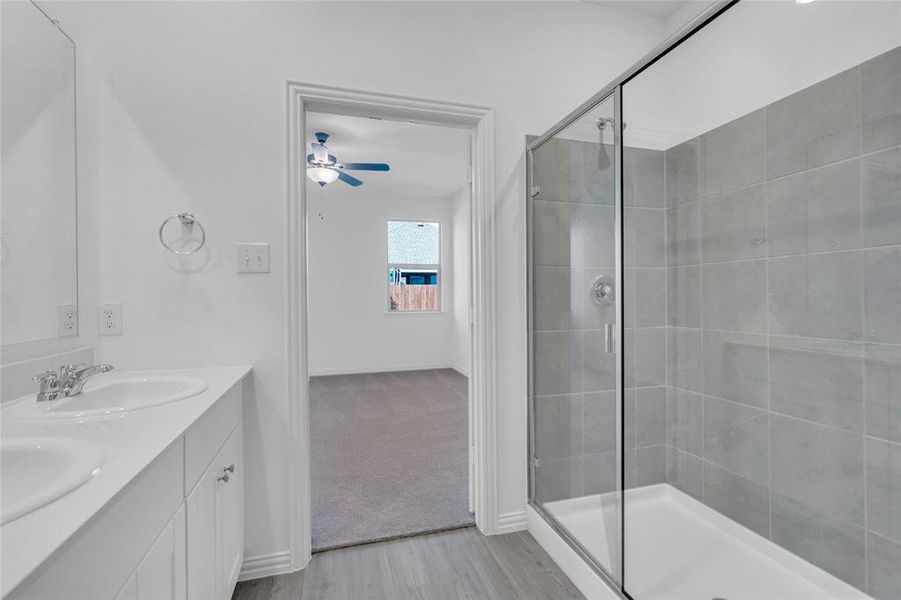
[159,212,206,255]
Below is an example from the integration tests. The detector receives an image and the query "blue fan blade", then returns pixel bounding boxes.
[338,171,363,186]
[306,153,315,163]
[341,163,390,172]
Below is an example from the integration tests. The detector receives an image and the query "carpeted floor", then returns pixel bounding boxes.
[310,368,474,552]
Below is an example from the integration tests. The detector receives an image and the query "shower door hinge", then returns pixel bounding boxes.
[533,456,542,468]
[530,186,540,197]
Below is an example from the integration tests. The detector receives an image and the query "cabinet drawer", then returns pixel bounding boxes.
[184,383,241,495]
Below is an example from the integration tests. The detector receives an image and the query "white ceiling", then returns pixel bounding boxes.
[586,0,689,19]
[305,112,470,199]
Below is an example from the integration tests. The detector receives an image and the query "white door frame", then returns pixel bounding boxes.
[285,82,497,569]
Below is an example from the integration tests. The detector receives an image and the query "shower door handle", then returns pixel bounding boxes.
[604,323,615,353]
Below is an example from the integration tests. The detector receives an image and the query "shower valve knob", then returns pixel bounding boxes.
[591,275,614,307]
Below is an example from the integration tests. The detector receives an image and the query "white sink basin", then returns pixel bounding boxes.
[1,437,105,525]
[11,376,208,421]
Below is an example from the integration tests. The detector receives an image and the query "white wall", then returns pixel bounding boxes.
[629,0,901,148]
[58,0,666,565]
[663,1,714,36]
[451,185,471,376]
[307,188,457,375]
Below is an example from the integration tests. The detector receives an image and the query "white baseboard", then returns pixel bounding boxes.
[495,510,527,534]
[451,363,470,378]
[238,551,293,582]
[308,362,455,376]
[526,506,619,600]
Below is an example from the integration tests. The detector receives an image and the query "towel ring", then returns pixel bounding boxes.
[159,212,205,255]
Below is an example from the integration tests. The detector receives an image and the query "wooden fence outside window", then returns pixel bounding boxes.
[389,284,439,311]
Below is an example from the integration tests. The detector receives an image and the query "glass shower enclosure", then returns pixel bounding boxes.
[528,2,901,599]
[528,93,623,584]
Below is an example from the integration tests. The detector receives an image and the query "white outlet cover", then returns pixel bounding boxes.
[57,304,78,337]
[236,243,270,273]
[98,304,123,336]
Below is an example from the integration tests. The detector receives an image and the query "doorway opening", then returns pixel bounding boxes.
[305,111,474,551]
[286,82,495,569]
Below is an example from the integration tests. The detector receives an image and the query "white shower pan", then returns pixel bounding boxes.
[544,484,871,600]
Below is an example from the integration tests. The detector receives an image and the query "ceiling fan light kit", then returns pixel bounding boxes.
[305,131,390,188]
[307,166,339,186]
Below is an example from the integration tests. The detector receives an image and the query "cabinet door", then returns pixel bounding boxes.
[136,506,186,600]
[186,460,220,599]
[219,427,244,596]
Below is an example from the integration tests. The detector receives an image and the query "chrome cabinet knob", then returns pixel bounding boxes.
[218,473,230,483]
[223,463,235,473]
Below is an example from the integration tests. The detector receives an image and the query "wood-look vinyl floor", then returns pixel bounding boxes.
[232,527,584,600]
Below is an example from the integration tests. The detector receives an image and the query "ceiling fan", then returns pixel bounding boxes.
[306,131,390,187]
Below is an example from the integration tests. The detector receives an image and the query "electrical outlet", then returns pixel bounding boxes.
[236,243,270,273]
[98,304,123,336]
[58,304,78,337]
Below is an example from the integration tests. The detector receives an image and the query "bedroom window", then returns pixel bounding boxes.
[387,220,440,312]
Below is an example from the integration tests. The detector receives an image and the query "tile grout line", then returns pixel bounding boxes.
[663,241,901,270]
[665,325,901,350]
[698,135,706,502]
[667,381,892,440]
[664,144,671,489]
[579,151,587,501]
[764,101,774,542]
[858,65,869,593]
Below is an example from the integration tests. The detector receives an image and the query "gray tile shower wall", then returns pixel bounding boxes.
[662,45,901,598]
[624,147,668,493]
[531,137,667,504]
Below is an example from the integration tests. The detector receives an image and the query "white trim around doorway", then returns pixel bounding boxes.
[285,82,498,571]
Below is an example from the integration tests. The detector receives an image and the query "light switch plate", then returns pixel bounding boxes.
[98,304,123,336]
[236,243,270,273]
[58,304,78,337]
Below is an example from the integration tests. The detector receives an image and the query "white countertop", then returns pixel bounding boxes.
[0,365,252,597]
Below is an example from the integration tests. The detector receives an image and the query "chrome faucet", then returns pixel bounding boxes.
[62,364,114,396]
[31,370,62,402]
[31,364,114,402]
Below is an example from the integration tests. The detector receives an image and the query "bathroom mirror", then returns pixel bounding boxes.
[1,1,78,346]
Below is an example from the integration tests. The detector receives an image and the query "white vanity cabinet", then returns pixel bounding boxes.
[115,507,187,600]
[186,426,243,600]
[8,378,246,600]
[219,428,244,592]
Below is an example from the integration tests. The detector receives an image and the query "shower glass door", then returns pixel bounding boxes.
[620,2,901,599]
[528,93,623,583]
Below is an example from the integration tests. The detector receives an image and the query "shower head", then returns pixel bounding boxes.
[594,117,618,170]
